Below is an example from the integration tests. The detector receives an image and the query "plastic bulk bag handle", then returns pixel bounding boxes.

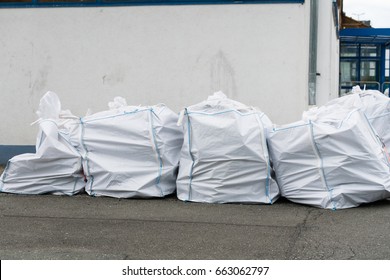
[177,109,185,126]
[31,91,78,124]
[36,91,62,120]
[108,96,128,110]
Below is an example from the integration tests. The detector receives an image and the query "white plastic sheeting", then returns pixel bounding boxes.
[268,105,390,209]
[328,87,390,149]
[75,98,183,198]
[0,92,85,195]
[176,92,279,204]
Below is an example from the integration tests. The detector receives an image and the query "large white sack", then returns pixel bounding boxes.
[75,97,183,198]
[176,91,279,204]
[268,107,390,209]
[304,86,390,148]
[354,88,390,149]
[0,91,85,195]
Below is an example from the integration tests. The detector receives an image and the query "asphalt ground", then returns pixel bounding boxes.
[0,188,389,260]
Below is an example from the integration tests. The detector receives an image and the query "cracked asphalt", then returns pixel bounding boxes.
[0,191,389,260]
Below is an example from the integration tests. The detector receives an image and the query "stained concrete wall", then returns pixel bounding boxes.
[316,0,340,106]
[0,4,309,145]
[0,2,338,147]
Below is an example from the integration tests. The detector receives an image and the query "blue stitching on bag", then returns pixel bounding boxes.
[187,109,263,117]
[309,121,337,210]
[186,109,195,201]
[79,118,94,196]
[272,123,310,132]
[149,109,164,196]
[254,113,272,204]
[81,108,149,123]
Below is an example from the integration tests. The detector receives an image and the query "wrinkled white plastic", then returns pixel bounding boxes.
[304,87,390,149]
[176,91,279,204]
[108,96,128,110]
[75,98,183,198]
[268,106,390,209]
[0,91,85,195]
[358,89,390,149]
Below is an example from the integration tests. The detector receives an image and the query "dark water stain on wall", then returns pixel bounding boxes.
[210,50,237,99]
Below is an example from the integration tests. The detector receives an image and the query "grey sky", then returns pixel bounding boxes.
[343,0,390,28]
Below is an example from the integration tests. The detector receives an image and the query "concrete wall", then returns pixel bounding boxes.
[0,4,312,146]
[316,0,340,106]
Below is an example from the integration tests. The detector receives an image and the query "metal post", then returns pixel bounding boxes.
[308,0,319,105]
[380,43,386,91]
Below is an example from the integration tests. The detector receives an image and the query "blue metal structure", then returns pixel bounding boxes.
[0,0,304,8]
[0,145,35,164]
[340,28,390,94]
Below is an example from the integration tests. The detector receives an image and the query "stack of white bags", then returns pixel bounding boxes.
[1,88,390,209]
[0,92,183,198]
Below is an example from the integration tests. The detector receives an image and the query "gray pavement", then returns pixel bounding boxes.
[0,192,389,260]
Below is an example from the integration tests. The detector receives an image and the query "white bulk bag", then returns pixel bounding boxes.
[268,107,390,209]
[76,98,183,198]
[0,91,85,195]
[306,86,390,148]
[176,91,279,204]
[355,88,390,149]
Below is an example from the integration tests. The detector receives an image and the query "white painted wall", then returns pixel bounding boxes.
[316,0,340,106]
[0,3,336,146]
